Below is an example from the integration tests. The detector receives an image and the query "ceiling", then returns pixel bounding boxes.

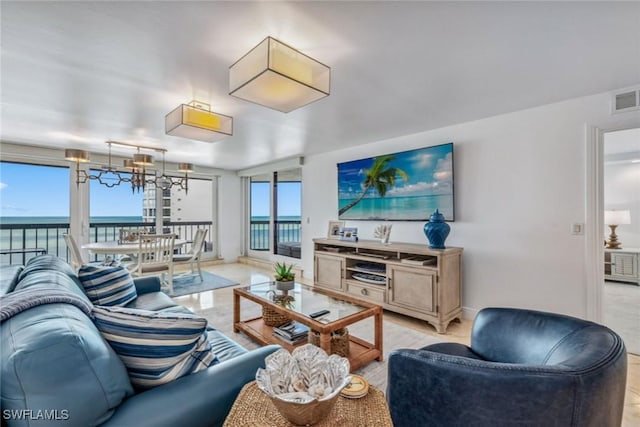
[2,1,639,171]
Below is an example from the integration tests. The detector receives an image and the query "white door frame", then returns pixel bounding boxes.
[585,122,640,322]
[584,125,605,322]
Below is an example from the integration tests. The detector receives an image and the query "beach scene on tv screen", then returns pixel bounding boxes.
[338,143,454,221]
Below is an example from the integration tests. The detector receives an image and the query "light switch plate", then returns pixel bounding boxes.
[571,223,585,235]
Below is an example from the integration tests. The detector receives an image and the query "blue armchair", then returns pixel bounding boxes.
[387,307,627,427]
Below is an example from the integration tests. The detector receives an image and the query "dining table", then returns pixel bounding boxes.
[82,239,188,256]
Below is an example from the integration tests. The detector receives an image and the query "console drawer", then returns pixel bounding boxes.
[346,281,386,304]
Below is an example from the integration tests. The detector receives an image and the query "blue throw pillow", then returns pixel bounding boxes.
[92,306,219,389]
[78,264,137,306]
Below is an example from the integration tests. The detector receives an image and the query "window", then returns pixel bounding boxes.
[250,175,271,250]
[0,161,70,263]
[275,170,301,258]
[89,169,145,243]
[248,169,301,258]
[159,177,214,255]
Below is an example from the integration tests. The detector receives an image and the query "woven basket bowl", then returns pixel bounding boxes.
[263,306,290,327]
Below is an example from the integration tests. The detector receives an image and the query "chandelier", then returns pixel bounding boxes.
[65,141,194,193]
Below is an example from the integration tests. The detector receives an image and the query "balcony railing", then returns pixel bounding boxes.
[0,223,70,265]
[0,221,213,265]
[250,219,301,258]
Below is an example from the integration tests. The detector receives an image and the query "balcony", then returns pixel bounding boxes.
[250,219,301,258]
[0,221,213,265]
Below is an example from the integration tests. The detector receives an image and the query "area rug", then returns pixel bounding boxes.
[196,301,443,391]
[163,272,239,297]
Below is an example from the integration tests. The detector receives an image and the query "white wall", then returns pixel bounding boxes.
[300,91,640,319]
[216,171,243,262]
[604,160,640,248]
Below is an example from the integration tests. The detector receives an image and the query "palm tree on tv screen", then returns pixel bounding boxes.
[339,155,409,216]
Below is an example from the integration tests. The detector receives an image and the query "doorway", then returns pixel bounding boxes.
[601,128,640,355]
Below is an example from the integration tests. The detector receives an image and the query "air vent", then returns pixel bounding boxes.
[612,87,640,114]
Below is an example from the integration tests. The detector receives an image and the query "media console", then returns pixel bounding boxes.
[313,238,463,333]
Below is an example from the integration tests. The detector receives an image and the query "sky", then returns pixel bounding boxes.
[0,162,71,217]
[1,162,302,219]
[251,181,301,218]
[89,169,143,216]
[0,162,142,217]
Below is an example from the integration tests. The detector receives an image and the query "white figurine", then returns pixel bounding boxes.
[373,224,392,244]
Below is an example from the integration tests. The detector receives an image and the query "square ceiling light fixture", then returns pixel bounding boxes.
[229,37,330,113]
[165,101,233,142]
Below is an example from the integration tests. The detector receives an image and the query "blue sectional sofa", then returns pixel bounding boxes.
[0,255,279,427]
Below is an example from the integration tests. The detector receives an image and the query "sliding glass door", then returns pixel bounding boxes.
[275,170,301,258]
[250,174,271,251]
[248,169,301,259]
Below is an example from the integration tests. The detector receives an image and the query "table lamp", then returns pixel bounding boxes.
[604,210,631,249]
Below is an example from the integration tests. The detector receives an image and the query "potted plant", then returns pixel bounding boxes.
[274,261,296,290]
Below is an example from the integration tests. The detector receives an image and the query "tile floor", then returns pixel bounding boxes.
[175,262,640,426]
[604,281,640,355]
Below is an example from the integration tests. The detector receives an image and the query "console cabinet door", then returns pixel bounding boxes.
[388,265,436,314]
[314,254,344,291]
[611,253,638,280]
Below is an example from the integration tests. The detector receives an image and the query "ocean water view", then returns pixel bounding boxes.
[249,216,302,251]
[1,216,144,264]
[1,215,301,262]
[1,216,143,225]
[338,195,454,221]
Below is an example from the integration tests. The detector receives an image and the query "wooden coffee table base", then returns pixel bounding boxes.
[233,286,383,371]
[223,381,393,427]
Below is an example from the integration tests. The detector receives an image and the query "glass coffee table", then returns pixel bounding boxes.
[233,281,383,371]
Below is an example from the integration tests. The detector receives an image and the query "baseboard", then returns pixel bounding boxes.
[237,256,270,268]
[462,306,478,320]
[238,256,304,277]
[200,258,225,266]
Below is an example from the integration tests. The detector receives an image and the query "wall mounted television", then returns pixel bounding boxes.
[337,142,454,221]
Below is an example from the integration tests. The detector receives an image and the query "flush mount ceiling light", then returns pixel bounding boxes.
[165,100,233,143]
[229,37,331,113]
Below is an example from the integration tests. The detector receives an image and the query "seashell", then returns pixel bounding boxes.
[292,379,306,392]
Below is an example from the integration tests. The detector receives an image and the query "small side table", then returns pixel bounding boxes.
[224,381,393,427]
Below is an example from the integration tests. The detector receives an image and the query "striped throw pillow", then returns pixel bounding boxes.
[78,265,137,306]
[92,306,219,389]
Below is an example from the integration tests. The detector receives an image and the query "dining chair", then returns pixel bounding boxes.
[173,229,208,281]
[130,233,176,294]
[63,233,85,270]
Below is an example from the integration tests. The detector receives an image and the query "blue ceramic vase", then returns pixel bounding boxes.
[423,209,450,249]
